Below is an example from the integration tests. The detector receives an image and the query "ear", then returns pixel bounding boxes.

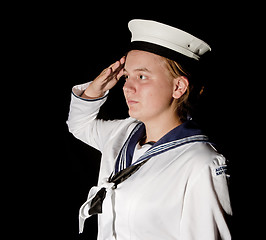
[172,76,189,99]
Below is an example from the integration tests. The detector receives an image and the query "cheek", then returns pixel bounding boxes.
[144,84,173,108]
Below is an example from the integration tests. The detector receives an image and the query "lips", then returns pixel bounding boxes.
[126,99,139,105]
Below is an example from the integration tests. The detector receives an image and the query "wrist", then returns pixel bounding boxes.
[81,83,104,99]
[81,89,105,99]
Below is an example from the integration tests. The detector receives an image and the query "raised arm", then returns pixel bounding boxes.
[67,57,126,151]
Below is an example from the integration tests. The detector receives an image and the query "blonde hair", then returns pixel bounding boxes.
[161,57,191,122]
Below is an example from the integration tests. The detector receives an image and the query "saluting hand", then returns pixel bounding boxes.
[81,56,125,99]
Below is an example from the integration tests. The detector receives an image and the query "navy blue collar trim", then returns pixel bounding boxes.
[114,120,209,174]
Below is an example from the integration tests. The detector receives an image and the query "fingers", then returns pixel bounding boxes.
[111,56,125,74]
[105,67,112,77]
[120,56,125,65]
[106,56,125,81]
[117,56,125,79]
[116,68,124,80]
[107,56,125,69]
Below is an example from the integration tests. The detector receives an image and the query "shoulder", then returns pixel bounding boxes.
[107,117,141,137]
[184,142,226,166]
[184,142,232,215]
[176,142,228,180]
[99,117,141,151]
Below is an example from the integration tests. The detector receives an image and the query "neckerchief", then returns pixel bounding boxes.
[80,120,211,234]
[114,120,209,174]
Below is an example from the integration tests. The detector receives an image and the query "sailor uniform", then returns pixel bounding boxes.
[67,19,231,239]
[67,82,232,240]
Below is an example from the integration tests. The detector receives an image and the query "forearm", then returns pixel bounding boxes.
[67,82,109,149]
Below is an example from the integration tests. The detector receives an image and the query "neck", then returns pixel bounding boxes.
[143,114,182,144]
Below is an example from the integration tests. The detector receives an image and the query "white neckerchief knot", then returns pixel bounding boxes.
[79,178,116,234]
[100,178,115,190]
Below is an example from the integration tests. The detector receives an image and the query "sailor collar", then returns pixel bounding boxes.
[79,120,210,234]
[114,120,209,174]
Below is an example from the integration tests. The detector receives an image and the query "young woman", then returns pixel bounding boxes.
[67,19,232,240]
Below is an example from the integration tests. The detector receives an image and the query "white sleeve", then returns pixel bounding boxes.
[66,82,124,152]
[180,155,232,240]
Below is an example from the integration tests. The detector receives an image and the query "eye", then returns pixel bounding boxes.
[123,75,129,80]
[139,75,147,80]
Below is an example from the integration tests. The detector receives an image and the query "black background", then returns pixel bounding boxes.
[8,2,261,240]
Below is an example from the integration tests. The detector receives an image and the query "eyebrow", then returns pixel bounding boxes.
[123,67,151,73]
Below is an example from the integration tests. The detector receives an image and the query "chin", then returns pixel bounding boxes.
[128,110,141,121]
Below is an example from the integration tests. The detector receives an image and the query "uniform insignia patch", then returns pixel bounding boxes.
[214,165,227,176]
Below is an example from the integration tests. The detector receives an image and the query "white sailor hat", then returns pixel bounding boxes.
[128,19,211,62]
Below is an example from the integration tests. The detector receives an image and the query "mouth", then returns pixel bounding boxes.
[127,99,139,106]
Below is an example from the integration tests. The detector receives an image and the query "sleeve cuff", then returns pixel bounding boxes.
[71,81,109,102]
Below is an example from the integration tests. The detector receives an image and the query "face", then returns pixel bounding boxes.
[123,50,176,123]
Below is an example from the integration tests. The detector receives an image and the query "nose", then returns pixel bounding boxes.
[123,78,136,94]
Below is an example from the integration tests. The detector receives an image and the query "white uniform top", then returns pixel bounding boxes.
[131,142,152,164]
[67,82,232,240]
